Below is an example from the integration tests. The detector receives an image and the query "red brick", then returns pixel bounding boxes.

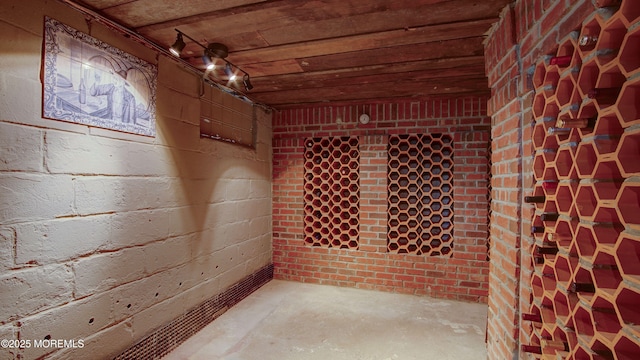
[274,97,490,305]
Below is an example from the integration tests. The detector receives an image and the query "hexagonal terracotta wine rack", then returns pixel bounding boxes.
[387,134,454,256]
[303,136,359,249]
[527,1,640,358]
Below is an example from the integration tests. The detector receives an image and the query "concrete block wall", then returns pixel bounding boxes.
[483,1,596,359]
[273,98,491,302]
[0,1,272,359]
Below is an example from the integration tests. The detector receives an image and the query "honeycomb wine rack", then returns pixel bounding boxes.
[387,134,454,256]
[526,1,640,359]
[303,136,360,249]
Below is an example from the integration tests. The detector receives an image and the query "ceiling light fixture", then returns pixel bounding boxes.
[169,33,186,57]
[224,63,236,81]
[242,74,253,91]
[202,53,215,70]
[169,29,253,92]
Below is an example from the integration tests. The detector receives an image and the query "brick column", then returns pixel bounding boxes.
[484,1,596,359]
[358,135,388,253]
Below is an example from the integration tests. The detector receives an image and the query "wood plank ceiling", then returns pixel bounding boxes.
[65,0,511,109]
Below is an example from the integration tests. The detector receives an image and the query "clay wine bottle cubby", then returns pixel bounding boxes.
[303,136,360,249]
[387,134,454,256]
[526,1,640,359]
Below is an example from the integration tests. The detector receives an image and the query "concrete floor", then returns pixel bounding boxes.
[163,280,488,360]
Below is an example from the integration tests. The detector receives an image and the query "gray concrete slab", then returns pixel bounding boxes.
[163,280,488,360]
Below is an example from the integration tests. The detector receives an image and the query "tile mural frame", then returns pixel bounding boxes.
[42,17,157,137]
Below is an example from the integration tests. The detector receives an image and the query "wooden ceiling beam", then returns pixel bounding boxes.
[226,18,496,64]
[251,62,488,92]
[133,0,453,32]
[256,0,510,46]
[295,37,484,72]
[184,53,487,80]
[249,76,490,107]
[186,56,487,94]
[183,35,486,77]
[98,0,269,28]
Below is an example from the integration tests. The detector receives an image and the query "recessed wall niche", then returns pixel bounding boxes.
[303,136,360,249]
[387,134,454,256]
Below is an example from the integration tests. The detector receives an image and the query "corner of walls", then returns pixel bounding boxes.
[0,1,273,359]
[485,4,523,359]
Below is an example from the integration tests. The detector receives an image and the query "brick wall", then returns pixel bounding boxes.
[272,98,491,302]
[0,1,272,359]
[484,1,596,359]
